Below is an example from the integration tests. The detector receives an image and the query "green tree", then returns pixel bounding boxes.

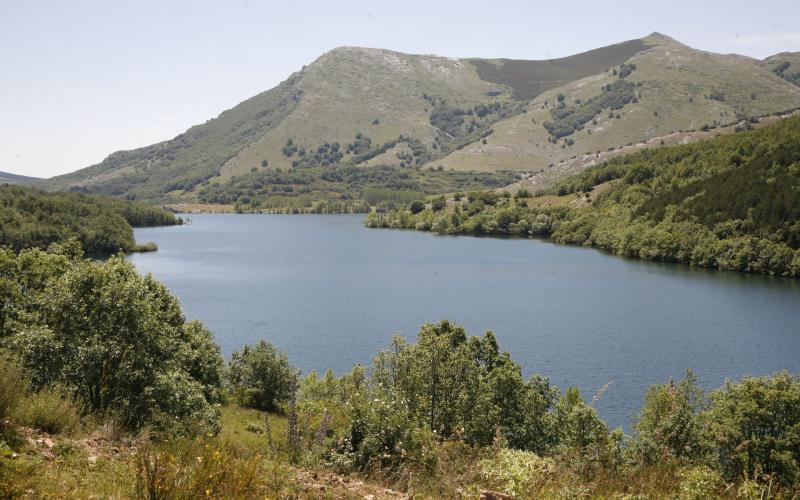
[409,200,425,214]
[630,370,708,464]
[1,251,223,434]
[227,340,298,412]
[706,372,800,487]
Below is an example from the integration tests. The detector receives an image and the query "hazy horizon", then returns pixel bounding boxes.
[2,0,799,178]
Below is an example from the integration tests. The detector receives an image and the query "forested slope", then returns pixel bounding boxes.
[550,114,800,276]
[0,185,180,254]
[367,115,800,277]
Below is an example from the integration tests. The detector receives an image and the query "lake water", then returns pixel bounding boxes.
[130,214,800,430]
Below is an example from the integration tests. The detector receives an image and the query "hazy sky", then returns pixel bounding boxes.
[2,0,799,178]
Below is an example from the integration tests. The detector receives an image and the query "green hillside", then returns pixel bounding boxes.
[436,34,800,177]
[41,34,800,210]
[0,171,39,185]
[0,185,180,254]
[368,114,800,277]
[763,52,800,86]
[468,38,646,100]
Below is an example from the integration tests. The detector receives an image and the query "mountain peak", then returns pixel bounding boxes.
[644,32,683,46]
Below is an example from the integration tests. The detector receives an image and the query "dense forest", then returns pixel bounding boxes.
[1,246,798,496]
[0,185,181,254]
[367,115,800,278]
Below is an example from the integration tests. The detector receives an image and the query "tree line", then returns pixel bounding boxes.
[368,115,800,277]
[0,185,180,254]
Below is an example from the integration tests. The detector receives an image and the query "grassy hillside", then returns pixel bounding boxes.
[434,34,800,178]
[468,38,646,100]
[763,51,800,86]
[368,114,800,277]
[0,171,39,185]
[41,35,800,209]
[0,185,180,253]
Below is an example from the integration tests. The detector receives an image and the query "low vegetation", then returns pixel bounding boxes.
[0,185,180,254]
[0,240,798,496]
[2,325,799,495]
[544,77,638,139]
[0,246,223,435]
[197,163,518,214]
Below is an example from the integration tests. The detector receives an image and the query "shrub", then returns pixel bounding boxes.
[630,369,708,464]
[135,437,293,499]
[678,465,724,499]
[480,448,556,498]
[0,355,28,422]
[706,372,800,487]
[1,251,224,434]
[227,341,298,412]
[334,321,560,473]
[12,385,81,435]
[409,200,425,214]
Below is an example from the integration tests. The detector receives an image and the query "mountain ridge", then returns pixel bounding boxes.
[40,34,800,209]
[0,171,40,185]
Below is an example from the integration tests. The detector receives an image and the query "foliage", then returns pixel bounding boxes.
[227,340,299,413]
[0,249,223,434]
[544,79,637,139]
[135,436,293,499]
[706,372,800,487]
[429,101,524,153]
[772,60,800,86]
[550,115,800,277]
[11,384,82,435]
[330,321,563,474]
[198,162,516,213]
[480,448,556,498]
[0,355,27,423]
[629,370,708,464]
[678,466,725,499]
[0,185,179,254]
[0,355,81,437]
[365,194,572,239]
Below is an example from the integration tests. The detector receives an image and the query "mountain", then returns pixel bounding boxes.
[42,34,800,209]
[0,171,40,185]
[762,51,800,87]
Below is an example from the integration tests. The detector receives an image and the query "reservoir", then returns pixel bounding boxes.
[131,214,800,429]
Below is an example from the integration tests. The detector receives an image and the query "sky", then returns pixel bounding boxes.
[1,0,799,178]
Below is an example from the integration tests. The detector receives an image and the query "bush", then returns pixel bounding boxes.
[1,251,224,434]
[135,436,293,498]
[480,448,556,498]
[12,385,81,435]
[630,369,707,464]
[409,200,425,214]
[0,355,27,422]
[678,465,724,499]
[706,372,800,487]
[227,341,298,412]
[333,321,560,473]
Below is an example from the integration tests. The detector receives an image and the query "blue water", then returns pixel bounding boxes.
[130,214,800,429]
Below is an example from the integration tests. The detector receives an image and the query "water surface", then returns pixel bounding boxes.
[131,214,800,429]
